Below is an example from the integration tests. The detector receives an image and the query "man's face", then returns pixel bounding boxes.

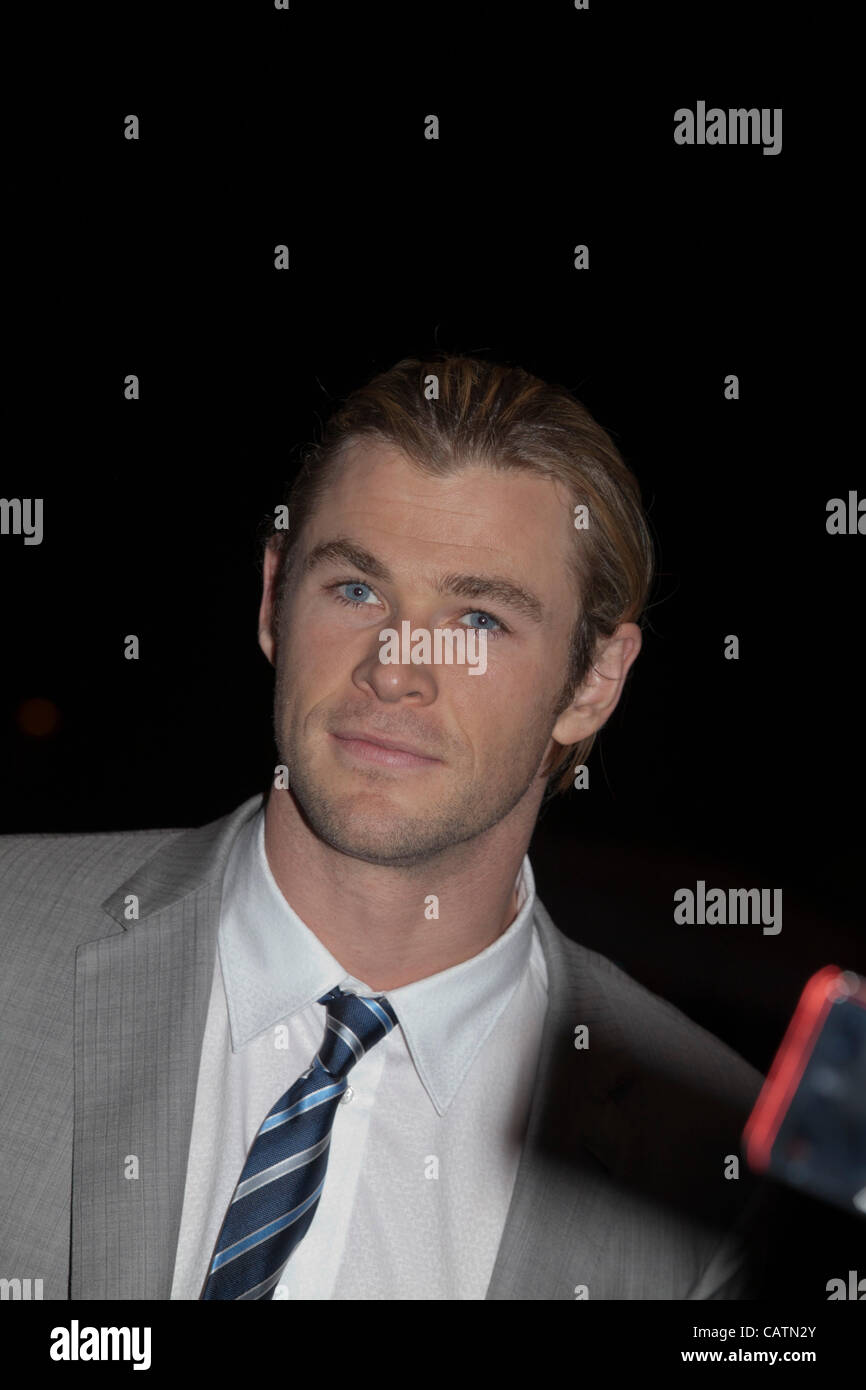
[261,443,581,866]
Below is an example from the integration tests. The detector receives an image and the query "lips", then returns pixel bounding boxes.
[330,729,441,761]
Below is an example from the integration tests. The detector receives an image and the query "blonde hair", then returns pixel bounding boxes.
[265,353,655,797]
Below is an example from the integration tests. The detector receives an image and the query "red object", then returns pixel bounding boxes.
[743,965,866,1172]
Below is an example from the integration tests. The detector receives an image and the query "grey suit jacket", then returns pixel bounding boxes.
[0,793,770,1300]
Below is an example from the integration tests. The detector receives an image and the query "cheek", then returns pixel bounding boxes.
[453,658,560,741]
[282,610,346,683]
[449,665,531,733]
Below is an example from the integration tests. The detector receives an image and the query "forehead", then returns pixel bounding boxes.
[307,441,576,579]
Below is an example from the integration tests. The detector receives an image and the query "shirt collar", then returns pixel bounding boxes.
[218,807,537,1115]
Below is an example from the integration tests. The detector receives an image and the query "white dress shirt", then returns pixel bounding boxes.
[170,806,548,1300]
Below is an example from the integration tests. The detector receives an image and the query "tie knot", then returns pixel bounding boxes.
[315,985,398,1079]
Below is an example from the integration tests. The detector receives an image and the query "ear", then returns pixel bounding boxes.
[257,538,284,667]
[550,622,643,746]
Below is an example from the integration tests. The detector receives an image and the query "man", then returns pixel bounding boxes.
[0,354,770,1299]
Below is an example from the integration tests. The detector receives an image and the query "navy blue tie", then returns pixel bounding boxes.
[201,985,398,1300]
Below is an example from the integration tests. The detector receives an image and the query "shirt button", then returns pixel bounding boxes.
[341,1086,354,1104]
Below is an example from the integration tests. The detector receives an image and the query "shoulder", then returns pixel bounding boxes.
[537,901,762,1096]
[0,822,186,953]
[535,902,764,1201]
[0,821,185,891]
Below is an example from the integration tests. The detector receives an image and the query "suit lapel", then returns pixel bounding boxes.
[70,794,264,1299]
[486,899,637,1300]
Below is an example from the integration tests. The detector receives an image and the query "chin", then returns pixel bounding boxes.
[305,783,451,864]
[329,788,422,834]
[320,819,436,866]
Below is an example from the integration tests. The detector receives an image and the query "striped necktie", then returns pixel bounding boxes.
[201,984,399,1300]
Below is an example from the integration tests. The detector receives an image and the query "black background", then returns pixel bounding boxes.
[3,2,862,1293]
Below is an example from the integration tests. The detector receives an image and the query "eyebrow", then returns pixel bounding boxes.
[302,536,546,624]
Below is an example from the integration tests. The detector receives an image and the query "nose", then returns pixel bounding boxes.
[352,622,439,705]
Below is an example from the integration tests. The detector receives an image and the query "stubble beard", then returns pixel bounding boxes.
[272,698,557,870]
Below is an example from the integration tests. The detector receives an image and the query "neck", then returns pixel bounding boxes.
[262,789,532,991]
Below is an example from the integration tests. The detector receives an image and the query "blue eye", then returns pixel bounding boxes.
[459,611,503,636]
[334,581,377,607]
